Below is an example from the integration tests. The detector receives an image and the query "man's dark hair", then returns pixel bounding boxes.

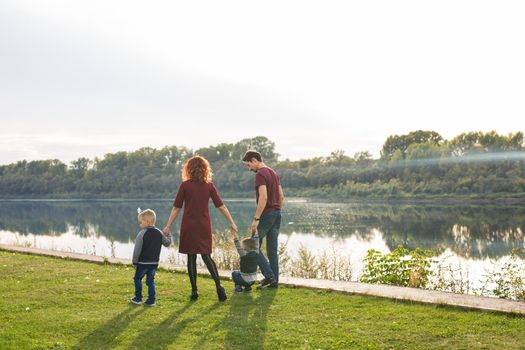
[242,150,262,162]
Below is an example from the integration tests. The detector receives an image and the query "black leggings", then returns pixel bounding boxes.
[187,254,222,291]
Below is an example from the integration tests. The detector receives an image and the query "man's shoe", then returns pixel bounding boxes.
[130,297,142,305]
[256,278,277,289]
[190,290,199,301]
[144,299,156,307]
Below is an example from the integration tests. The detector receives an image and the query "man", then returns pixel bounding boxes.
[242,150,285,288]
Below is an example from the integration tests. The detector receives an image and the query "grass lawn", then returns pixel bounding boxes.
[1,250,524,350]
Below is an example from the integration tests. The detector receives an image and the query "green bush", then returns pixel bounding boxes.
[360,246,433,288]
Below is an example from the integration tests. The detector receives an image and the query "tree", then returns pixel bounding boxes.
[381,130,443,159]
[327,150,354,165]
[449,132,481,156]
[70,158,92,178]
[405,142,443,160]
[164,146,191,166]
[97,152,128,171]
[232,136,278,161]
[195,143,234,163]
[354,151,373,165]
[450,131,524,156]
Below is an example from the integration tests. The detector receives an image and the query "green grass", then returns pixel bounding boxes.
[1,251,524,350]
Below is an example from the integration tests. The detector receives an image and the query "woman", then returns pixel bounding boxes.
[163,156,237,302]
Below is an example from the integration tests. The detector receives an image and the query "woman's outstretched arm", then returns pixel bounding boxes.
[217,205,238,234]
[163,207,181,235]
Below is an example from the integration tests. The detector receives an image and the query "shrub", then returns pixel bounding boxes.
[360,246,433,288]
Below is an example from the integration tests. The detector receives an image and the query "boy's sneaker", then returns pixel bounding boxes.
[256,278,277,289]
[144,299,156,307]
[244,285,253,293]
[130,297,142,305]
[234,285,243,293]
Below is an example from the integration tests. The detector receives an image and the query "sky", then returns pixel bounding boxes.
[1,0,524,164]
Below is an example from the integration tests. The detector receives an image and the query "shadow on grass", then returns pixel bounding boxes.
[224,289,277,349]
[73,305,145,350]
[127,301,221,350]
[189,288,277,350]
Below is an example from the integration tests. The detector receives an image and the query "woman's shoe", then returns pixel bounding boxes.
[190,290,199,301]
[217,286,227,302]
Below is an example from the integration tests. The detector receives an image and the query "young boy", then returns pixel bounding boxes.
[231,232,259,293]
[130,209,172,306]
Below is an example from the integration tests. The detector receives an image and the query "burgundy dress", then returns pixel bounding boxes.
[173,179,224,254]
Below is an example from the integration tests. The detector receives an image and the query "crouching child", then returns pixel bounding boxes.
[231,231,259,293]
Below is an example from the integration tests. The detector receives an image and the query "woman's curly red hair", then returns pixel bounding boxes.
[182,156,213,183]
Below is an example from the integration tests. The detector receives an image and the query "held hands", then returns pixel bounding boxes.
[162,226,170,236]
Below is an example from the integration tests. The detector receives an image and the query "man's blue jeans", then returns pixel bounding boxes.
[134,264,157,301]
[256,209,281,282]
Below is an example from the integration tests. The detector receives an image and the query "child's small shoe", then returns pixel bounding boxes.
[130,297,142,305]
[234,285,243,293]
[244,285,252,293]
[144,299,156,307]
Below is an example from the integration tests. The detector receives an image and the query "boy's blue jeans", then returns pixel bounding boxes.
[134,264,157,301]
[256,209,281,282]
[232,270,254,288]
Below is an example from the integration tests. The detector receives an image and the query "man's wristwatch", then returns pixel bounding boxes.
[253,216,260,221]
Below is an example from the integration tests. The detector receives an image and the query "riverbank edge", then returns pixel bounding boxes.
[2,244,524,315]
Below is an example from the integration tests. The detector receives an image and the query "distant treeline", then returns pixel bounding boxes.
[1,131,524,199]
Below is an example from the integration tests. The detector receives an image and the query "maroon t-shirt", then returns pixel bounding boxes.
[255,167,281,214]
[173,179,224,254]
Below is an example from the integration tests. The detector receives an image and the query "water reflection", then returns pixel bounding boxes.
[0,200,524,260]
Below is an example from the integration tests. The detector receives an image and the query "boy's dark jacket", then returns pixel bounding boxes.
[132,226,172,265]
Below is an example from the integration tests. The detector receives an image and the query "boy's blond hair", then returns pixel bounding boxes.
[241,237,257,251]
[137,209,156,225]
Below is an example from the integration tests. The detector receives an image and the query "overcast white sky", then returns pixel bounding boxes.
[1,0,524,164]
